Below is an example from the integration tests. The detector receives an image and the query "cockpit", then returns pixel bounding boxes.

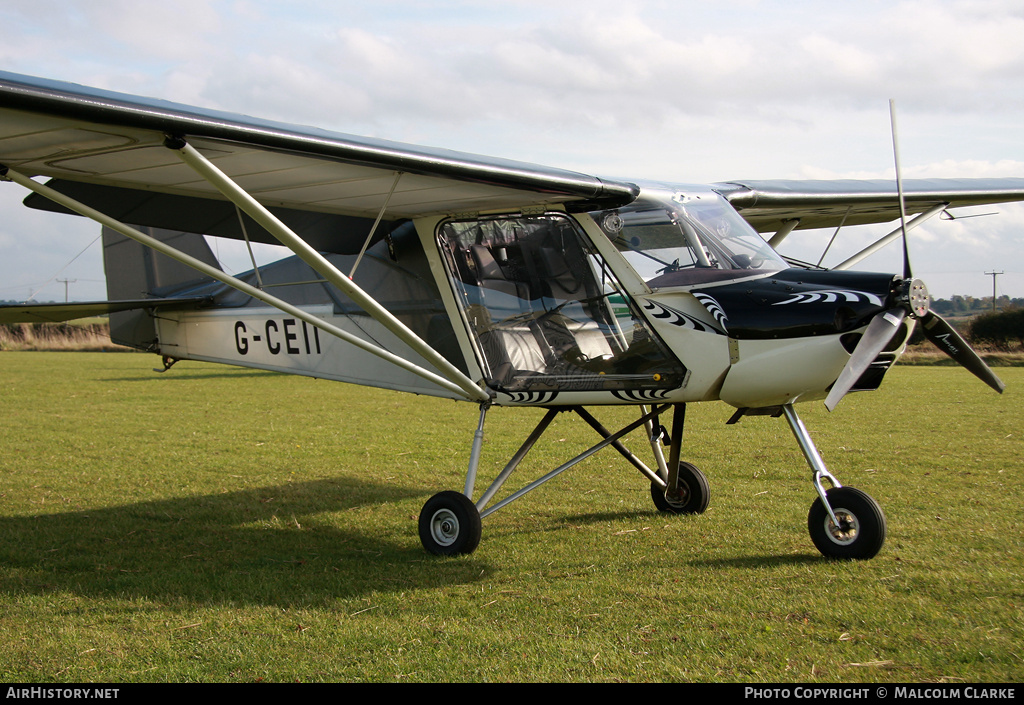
[591,190,787,288]
[435,212,686,393]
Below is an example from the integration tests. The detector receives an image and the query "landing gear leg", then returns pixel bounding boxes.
[418,403,488,556]
[419,403,701,555]
[782,404,886,559]
[651,404,710,515]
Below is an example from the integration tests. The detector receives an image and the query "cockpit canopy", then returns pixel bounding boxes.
[592,190,787,288]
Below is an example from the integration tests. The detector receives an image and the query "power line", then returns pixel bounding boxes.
[23,234,100,302]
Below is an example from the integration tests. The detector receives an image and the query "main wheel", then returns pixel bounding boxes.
[651,461,710,514]
[419,491,482,556]
[807,487,886,560]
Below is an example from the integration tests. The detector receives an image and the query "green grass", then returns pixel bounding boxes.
[1,352,1021,682]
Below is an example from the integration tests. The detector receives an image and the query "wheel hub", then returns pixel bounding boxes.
[824,509,860,545]
[429,509,460,547]
[665,480,690,507]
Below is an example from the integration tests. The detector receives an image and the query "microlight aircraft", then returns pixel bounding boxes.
[1,72,1019,560]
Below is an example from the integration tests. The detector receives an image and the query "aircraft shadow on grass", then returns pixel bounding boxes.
[1,472,816,607]
[0,476,491,607]
[99,369,291,383]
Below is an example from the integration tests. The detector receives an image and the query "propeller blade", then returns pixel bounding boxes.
[825,308,906,411]
[919,310,1006,394]
[889,99,914,281]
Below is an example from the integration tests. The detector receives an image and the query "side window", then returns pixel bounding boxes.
[437,213,685,393]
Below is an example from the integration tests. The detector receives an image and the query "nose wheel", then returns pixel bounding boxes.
[808,487,886,560]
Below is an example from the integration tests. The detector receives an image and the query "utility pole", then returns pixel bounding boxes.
[984,271,1003,311]
[57,278,76,303]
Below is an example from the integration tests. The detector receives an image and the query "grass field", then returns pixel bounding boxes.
[1,352,1021,683]
[0,321,130,353]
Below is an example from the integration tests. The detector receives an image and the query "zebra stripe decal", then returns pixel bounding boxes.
[772,289,884,307]
[611,389,673,402]
[692,293,729,332]
[504,390,559,404]
[641,300,725,335]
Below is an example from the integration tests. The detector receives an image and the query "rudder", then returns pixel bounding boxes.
[102,226,221,349]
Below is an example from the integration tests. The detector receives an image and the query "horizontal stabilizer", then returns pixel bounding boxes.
[0,296,209,324]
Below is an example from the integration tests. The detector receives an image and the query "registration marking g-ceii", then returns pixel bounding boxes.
[233,318,323,357]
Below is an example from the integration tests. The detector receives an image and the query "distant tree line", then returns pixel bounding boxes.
[930,295,1024,315]
[917,297,1022,350]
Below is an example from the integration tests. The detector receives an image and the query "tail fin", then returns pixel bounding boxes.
[103,226,221,349]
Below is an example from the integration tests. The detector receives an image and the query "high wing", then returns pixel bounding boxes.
[1,71,645,404]
[0,71,638,253]
[715,178,1024,233]
[4,70,1024,251]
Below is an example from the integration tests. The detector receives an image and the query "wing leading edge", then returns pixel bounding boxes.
[0,71,639,252]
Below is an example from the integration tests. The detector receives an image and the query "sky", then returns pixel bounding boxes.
[2,0,1023,302]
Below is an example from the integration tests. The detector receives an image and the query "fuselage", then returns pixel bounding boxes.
[145,184,910,409]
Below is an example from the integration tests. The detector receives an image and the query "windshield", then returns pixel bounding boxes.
[592,191,786,288]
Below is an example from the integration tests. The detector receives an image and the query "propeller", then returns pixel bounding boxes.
[824,102,1005,411]
[824,278,1005,411]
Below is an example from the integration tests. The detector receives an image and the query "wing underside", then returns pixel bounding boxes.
[4,72,1022,246]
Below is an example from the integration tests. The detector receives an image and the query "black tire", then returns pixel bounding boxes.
[419,491,482,556]
[807,487,886,560]
[651,461,710,514]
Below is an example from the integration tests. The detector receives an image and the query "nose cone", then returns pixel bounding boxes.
[901,278,931,318]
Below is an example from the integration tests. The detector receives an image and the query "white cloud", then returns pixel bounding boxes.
[1,0,1022,300]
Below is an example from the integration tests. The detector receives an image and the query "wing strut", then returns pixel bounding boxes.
[832,203,946,271]
[235,204,264,289]
[164,137,488,403]
[1,165,487,403]
[767,219,800,248]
